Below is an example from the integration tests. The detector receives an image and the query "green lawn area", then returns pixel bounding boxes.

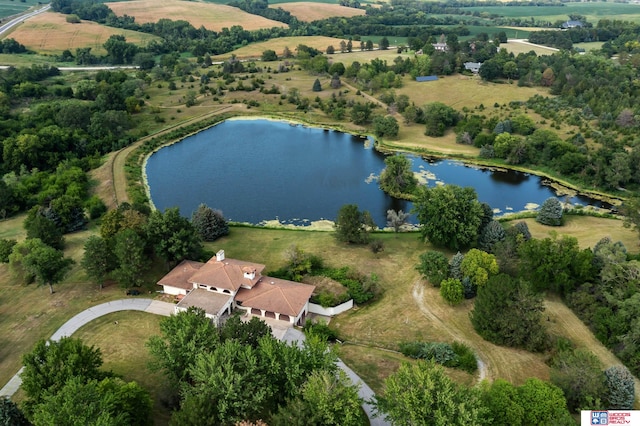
[466,2,640,24]
[0,0,42,19]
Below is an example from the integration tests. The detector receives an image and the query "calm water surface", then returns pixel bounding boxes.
[145,119,607,227]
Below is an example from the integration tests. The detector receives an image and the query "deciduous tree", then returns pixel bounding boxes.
[334,204,376,244]
[440,278,463,305]
[416,250,450,287]
[413,184,484,250]
[81,235,116,289]
[460,248,499,287]
[386,209,410,233]
[375,361,485,425]
[550,348,607,412]
[112,229,148,288]
[379,154,416,196]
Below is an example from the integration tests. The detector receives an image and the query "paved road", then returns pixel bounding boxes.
[0,4,51,37]
[0,299,390,425]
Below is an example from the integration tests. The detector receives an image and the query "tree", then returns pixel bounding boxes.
[621,194,640,238]
[171,340,267,426]
[460,248,499,287]
[449,251,464,279]
[365,40,373,51]
[146,207,202,268]
[423,102,459,137]
[31,377,152,426]
[386,209,410,233]
[518,234,594,295]
[219,315,271,349]
[537,197,563,226]
[0,397,30,426]
[22,240,74,294]
[273,370,364,426]
[379,154,416,196]
[416,250,450,287]
[470,274,548,352]
[147,307,219,386]
[330,72,342,89]
[312,78,322,92]
[604,365,635,409]
[340,40,347,52]
[440,278,463,305]
[112,229,148,288]
[413,184,484,250]
[24,210,64,250]
[517,378,574,426]
[191,204,229,242]
[334,204,376,244]
[375,361,485,425]
[478,220,506,252]
[261,49,277,61]
[81,236,116,289]
[550,348,607,412]
[379,37,389,50]
[103,35,138,64]
[21,337,107,412]
[479,379,525,426]
[326,45,335,54]
[0,238,16,263]
[373,116,399,138]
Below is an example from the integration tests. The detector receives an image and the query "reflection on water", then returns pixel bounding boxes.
[145,119,609,227]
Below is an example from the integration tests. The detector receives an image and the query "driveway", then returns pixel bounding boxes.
[0,299,390,425]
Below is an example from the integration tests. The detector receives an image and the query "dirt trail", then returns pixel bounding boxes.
[412,282,488,383]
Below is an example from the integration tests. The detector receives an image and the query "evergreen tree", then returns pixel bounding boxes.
[191,204,229,242]
[312,78,322,92]
[604,365,635,409]
[537,197,563,226]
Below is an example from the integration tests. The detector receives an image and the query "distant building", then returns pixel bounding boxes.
[432,33,448,52]
[416,75,438,82]
[561,20,583,29]
[464,62,483,74]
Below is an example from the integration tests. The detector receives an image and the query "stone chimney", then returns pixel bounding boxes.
[216,249,225,262]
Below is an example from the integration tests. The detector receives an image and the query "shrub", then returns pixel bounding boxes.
[451,341,478,373]
[416,251,450,287]
[0,239,17,263]
[440,278,464,305]
[85,196,107,220]
[537,197,563,226]
[303,320,338,342]
[604,365,635,409]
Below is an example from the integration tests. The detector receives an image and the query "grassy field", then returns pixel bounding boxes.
[0,0,41,19]
[73,311,171,424]
[6,11,160,56]
[273,2,365,22]
[467,2,640,24]
[210,35,352,59]
[105,0,287,32]
[500,39,558,56]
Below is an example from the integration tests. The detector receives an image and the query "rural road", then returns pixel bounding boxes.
[0,298,390,425]
[0,4,51,37]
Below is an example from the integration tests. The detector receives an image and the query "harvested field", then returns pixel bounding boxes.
[272,2,365,22]
[210,35,350,59]
[105,0,287,32]
[7,11,159,55]
[500,40,558,56]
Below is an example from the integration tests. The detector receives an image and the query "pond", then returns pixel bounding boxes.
[145,118,609,228]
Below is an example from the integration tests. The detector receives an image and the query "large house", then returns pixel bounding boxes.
[158,250,315,326]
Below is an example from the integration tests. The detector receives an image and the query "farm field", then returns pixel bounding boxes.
[500,39,558,56]
[6,11,160,56]
[0,0,41,19]
[105,0,288,32]
[272,2,365,22]
[467,2,640,24]
[210,35,352,59]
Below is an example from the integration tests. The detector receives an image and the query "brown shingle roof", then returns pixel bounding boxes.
[157,260,204,290]
[235,277,315,317]
[188,257,265,291]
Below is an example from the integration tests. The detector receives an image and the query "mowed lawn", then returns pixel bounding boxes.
[7,11,160,55]
[105,0,287,32]
[272,2,365,22]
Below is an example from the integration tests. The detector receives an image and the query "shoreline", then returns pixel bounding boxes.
[140,113,622,230]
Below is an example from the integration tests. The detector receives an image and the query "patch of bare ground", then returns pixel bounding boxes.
[105,0,287,32]
[272,2,365,22]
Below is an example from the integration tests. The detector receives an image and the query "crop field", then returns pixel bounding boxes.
[272,2,365,22]
[6,12,160,55]
[105,0,288,32]
[467,2,640,24]
[0,0,41,19]
[500,39,558,56]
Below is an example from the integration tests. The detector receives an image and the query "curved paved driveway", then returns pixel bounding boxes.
[0,299,390,425]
